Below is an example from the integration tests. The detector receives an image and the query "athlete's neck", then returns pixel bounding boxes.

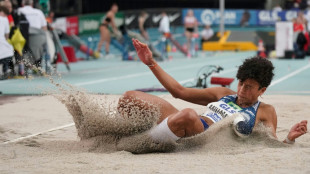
[236,99,257,108]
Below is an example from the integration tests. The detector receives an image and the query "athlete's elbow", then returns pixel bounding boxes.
[171,92,181,99]
[170,87,186,99]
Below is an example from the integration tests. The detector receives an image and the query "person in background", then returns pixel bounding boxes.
[291,1,300,10]
[200,24,214,49]
[305,7,310,32]
[97,3,119,57]
[46,11,54,25]
[273,4,283,12]
[158,11,170,59]
[240,10,250,27]
[2,0,26,77]
[0,6,14,80]
[293,12,307,42]
[138,11,149,41]
[18,0,47,30]
[1,0,14,27]
[184,9,198,58]
[18,0,51,74]
[293,12,308,58]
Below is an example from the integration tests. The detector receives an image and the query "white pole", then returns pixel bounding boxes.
[220,0,225,36]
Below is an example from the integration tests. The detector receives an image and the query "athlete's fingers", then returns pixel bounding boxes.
[134,39,142,49]
[132,38,138,46]
[300,122,308,130]
[300,124,307,133]
[132,39,141,49]
[301,120,308,123]
[295,124,307,134]
[132,38,137,47]
[135,39,147,48]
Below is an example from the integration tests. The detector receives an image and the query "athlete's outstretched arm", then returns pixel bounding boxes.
[259,105,308,144]
[132,39,234,106]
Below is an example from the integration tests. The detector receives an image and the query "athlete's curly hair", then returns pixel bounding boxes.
[236,56,274,88]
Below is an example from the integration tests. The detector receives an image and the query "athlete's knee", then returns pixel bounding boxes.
[121,90,141,101]
[118,91,134,110]
[167,108,198,137]
[118,91,143,112]
[182,108,198,116]
[169,108,198,128]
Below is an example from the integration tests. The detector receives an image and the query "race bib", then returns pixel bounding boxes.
[202,101,242,123]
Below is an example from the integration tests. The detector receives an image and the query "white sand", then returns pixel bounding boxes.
[0,94,309,174]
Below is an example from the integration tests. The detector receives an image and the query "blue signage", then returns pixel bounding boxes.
[183,9,305,26]
[183,9,257,26]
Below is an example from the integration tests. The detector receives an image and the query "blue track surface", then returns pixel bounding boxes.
[1,50,310,95]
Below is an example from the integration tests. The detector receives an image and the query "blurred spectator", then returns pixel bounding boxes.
[158,11,170,59]
[240,10,250,27]
[97,3,119,57]
[0,6,14,80]
[200,24,214,48]
[305,9,310,31]
[18,0,47,30]
[293,14,308,58]
[184,9,198,58]
[273,4,283,12]
[46,11,54,24]
[18,0,51,74]
[294,12,306,33]
[291,2,300,10]
[1,0,27,77]
[1,0,14,26]
[159,11,170,34]
[138,11,149,41]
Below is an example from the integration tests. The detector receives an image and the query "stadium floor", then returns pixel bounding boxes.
[1,50,310,96]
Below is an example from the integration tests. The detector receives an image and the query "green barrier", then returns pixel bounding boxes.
[78,12,124,35]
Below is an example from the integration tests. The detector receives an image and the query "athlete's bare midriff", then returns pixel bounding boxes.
[199,116,214,126]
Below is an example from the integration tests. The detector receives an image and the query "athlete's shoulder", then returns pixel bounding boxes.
[256,102,278,135]
[259,102,275,110]
[205,87,236,100]
[257,102,277,121]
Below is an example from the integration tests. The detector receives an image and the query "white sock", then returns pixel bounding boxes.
[148,118,180,143]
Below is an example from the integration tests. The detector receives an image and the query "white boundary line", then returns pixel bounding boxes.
[1,123,75,145]
[270,63,310,87]
[75,58,239,86]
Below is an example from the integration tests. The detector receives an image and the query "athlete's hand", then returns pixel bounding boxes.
[132,39,154,66]
[287,120,308,141]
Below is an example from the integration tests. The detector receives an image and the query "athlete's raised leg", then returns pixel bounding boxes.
[167,108,205,137]
[148,108,205,144]
[118,90,179,123]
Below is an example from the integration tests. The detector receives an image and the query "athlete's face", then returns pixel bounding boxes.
[237,79,266,107]
[187,10,193,16]
[0,11,5,17]
[5,1,12,13]
[111,5,118,13]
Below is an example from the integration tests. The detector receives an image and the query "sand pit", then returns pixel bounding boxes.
[0,93,309,173]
